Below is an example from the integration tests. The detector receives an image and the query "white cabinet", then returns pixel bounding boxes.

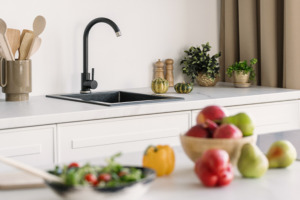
[226,100,300,134]
[57,111,191,163]
[0,125,56,171]
[191,100,300,134]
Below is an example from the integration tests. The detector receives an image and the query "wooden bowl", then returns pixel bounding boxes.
[180,134,257,165]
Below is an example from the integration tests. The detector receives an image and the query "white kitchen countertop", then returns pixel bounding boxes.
[1,82,300,130]
[0,147,299,200]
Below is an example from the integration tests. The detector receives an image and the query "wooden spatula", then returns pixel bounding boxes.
[0,155,63,183]
[19,29,34,59]
[20,29,33,43]
[19,32,34,60]
[6,28,20,58]
[26,37,41,59]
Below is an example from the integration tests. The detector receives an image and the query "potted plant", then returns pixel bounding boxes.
[180,43,221,87]
[226,58,258,85]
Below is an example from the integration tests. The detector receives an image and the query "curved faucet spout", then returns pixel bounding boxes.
[81,17,121,94]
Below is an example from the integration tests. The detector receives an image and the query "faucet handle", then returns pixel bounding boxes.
[90,68,97,89]
[92,68,95,80]
[89,80,98,89]
[83,79,98,90]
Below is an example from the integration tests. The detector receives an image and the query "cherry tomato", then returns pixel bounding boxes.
[85,174,97,185]
[98,173,111,182]
[92,180,99,187]
[68,162,79,169]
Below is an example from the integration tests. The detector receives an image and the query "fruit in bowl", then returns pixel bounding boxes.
[47,153,156,200]
[186,119,218,138]
[213,124,243,139]
[196,105,227,124]
[185,124,211,138]
[180,105,257,165]
[222,112,254,137]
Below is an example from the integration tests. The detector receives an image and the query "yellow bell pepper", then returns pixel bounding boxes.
[142,145,175,177]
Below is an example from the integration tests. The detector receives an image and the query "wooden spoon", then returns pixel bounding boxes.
[33,15,46,37]
[0,19,14,60]
[19,32,34,60]
[26,37,42,59]
[24,16,46,60]
[0,155,63,183]
[6,28,20,58]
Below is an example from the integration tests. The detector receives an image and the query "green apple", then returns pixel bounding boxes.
[238,143,269,178]
[222,113,254,136]
[266,140,297,168]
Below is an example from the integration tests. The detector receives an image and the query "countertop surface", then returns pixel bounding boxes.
[0,143,299,200]
[1,82,300,130]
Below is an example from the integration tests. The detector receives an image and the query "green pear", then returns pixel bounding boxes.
[267,140,297,168]
[222,113,254,136]
[238,143,269,178]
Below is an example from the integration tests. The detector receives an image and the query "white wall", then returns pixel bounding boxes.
[0,0,220,98]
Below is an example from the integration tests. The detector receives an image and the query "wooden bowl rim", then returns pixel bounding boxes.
[180,134,257,143]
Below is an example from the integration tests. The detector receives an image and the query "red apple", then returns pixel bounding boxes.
[185,124,210,138]
[202,119,218,133]
[197,105,227,124]
[213,124,242,139]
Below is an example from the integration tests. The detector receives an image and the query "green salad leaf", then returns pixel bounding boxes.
[50,153,144,188]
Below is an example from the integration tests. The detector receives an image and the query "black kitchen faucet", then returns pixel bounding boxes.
[81,17,121,94]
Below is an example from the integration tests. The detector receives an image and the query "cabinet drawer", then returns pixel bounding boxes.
[0,125,55,171]
[191,101,300,134]
[57,112,191,163]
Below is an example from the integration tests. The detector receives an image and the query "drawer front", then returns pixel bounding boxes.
[0,125,55,171]
[57,112,191,163]
[191,101,300,134]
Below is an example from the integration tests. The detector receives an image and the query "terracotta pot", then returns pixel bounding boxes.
[233,71,250,83]
[196,73,218,87]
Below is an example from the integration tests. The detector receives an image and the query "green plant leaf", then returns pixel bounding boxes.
[180,42,221,82]
[226,58,257,80]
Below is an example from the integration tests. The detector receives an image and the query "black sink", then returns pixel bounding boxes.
[46,91,184,106]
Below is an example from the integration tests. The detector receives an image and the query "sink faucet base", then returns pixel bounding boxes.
[81,70,98,94]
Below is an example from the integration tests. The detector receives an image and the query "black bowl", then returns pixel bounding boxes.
[45,167,156,200]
